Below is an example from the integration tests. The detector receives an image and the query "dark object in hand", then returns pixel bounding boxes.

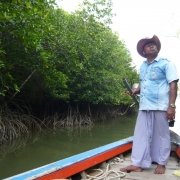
[122,78,139,106]
[169,120,175,127]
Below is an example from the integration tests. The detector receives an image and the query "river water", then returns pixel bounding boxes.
[0,114,137,179]
[1,96,180,179]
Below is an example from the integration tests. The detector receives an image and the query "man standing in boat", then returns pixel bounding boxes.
[120,35,179,174]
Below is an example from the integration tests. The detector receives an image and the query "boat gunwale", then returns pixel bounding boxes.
[4,136,180,180]
[4,137,133,180]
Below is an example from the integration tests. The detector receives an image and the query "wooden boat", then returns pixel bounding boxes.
[4,131,180,180]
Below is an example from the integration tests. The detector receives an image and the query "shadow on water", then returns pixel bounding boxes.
[0,114,136,179]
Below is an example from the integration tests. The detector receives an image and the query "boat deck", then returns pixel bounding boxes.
[113,154,179,180]
[84,149,180,180]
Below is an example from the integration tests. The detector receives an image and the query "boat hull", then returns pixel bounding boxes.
[5,137,133,180]
[4,135,180,180]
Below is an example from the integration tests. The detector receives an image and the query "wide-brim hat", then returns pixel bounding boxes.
[137,35,161,58]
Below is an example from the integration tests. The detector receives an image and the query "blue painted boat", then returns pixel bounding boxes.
[4,137,133,180]
[4,135,180,180]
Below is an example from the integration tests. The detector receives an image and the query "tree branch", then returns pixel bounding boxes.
[8,69,37,102]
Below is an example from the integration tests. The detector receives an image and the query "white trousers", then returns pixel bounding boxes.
[131,110,170,168]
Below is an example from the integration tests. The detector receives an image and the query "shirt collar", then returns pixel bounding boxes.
[143,55,160,64]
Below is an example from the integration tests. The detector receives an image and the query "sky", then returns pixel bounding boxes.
[56,0,180,72]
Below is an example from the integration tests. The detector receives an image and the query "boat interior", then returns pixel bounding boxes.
[69,145,180,180]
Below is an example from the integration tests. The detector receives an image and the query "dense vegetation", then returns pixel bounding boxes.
[0,0,139,144]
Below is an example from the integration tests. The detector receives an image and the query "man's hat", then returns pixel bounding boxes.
[137,35,161,58]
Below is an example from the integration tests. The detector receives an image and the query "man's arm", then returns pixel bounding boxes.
[166,81,178,120]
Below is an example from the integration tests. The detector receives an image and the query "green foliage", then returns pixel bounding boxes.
[0,0,138,108]
[0,0,68,102]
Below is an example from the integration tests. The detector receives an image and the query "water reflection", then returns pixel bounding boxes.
[0,114,136,179]
[1,96,180,179]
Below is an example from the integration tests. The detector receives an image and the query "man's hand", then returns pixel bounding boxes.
[125,89,138,96]
[166,107,176,120]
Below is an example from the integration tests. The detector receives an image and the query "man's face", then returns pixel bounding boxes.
[143,42,158,57]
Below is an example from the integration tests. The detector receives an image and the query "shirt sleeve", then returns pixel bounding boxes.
[166,61,179,83]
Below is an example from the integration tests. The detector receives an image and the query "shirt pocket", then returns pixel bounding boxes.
[148,66,165,81]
